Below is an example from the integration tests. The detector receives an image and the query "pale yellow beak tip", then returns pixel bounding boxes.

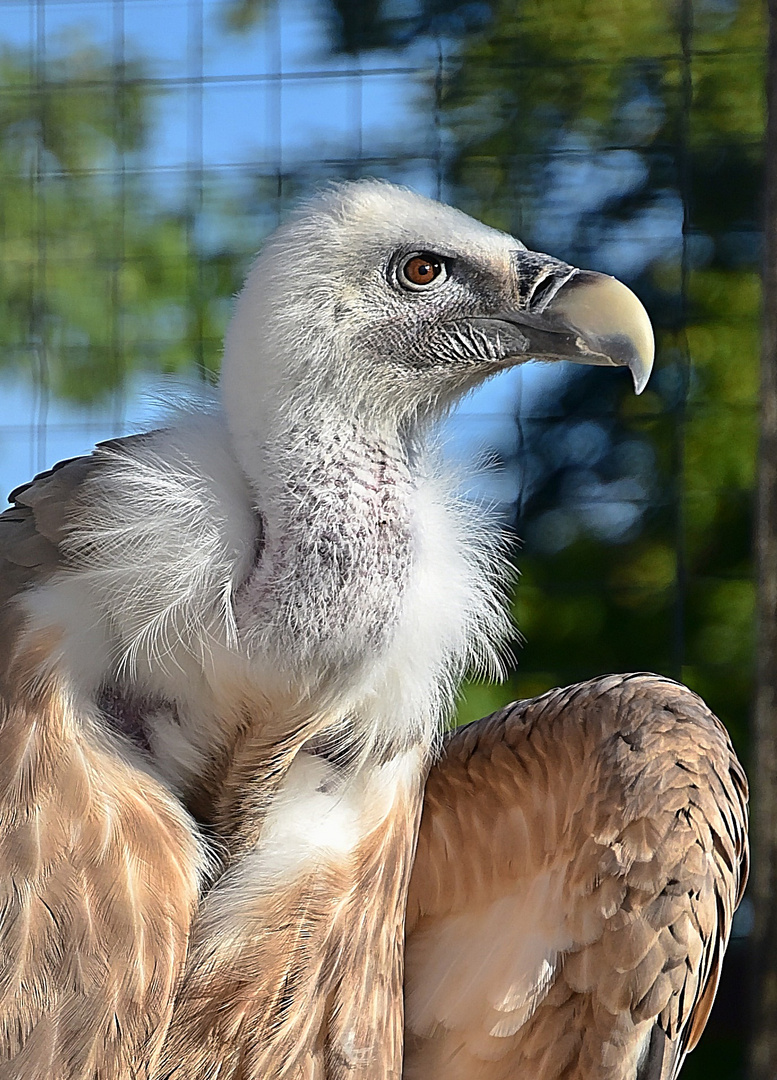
[549,272,655,394]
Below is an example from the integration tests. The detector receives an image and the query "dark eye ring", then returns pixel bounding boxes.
[396,252,448,290]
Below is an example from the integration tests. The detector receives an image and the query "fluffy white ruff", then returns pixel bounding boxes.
[24,405,511,789]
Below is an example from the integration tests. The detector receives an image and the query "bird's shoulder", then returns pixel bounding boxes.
[0,436,147,642]
[0,416,260,715]
[405,673,748,1080]
[2,415,257,600]
[0,435,208,1076]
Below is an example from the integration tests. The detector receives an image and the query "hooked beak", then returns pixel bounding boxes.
[471,254,655,394]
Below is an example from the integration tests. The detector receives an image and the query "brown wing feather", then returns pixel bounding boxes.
[0,437,149,632]
[157,784,422,1080]
[0,455,94,637]
[404,673,748,1080]
[0,448,202,1078]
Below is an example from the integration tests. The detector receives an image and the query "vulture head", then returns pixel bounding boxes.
[220,180,654,461]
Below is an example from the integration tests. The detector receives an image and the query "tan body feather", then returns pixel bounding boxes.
[0,463,204,1079]
[404,674,748,1080]
[159,771,423,1080]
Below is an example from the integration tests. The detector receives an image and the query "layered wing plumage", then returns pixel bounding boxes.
[0,453,203,1079]
[404,673,748,1080]
[1,456,93,614]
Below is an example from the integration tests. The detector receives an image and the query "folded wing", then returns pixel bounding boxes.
[0,453,202,1078]
[404,673,748,1080]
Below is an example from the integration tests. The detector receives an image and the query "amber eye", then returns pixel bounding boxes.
[397,252,448,290]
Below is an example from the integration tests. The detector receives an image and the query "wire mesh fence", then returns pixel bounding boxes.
[0,0,762,762]
[0,0,766,1072]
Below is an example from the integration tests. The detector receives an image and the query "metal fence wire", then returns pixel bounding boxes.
[0,0,766,1071]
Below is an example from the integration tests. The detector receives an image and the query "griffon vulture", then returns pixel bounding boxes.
[0,180,746,1079]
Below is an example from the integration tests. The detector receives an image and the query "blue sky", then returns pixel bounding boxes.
[0,0,440,188]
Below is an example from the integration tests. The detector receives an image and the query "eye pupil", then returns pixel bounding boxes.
[412,259,433,280]
[401,253,445,288]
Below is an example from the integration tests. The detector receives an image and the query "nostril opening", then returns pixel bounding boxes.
[527,272,568,312]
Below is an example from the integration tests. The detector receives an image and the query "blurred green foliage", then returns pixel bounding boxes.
[425,0,765,770]
[0,36,243,400]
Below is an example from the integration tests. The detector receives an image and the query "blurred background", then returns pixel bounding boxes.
[0,0,766,1075]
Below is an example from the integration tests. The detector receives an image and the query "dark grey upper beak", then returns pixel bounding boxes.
[472,253,655,394]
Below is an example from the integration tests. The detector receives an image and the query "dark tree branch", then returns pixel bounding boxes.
[750,2,777,1075]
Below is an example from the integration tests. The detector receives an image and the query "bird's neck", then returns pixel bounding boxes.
[232,415,419,697]
[217,393,505,772]
[228,386,415,489]
[243,411,415,530]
